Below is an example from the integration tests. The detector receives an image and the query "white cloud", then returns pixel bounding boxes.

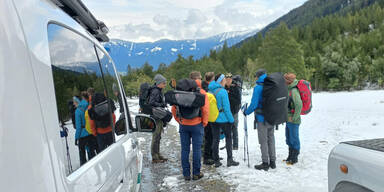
[83,0,308,42]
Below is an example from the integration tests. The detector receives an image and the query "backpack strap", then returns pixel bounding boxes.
[213,88,224,112]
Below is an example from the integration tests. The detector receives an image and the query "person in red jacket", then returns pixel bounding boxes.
[172,71,209,181]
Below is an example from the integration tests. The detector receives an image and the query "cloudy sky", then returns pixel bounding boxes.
[83,0,308,42]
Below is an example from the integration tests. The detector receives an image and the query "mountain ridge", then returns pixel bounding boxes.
[104,29,258,73]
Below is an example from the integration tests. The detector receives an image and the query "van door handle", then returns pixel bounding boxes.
[132,140,137,149]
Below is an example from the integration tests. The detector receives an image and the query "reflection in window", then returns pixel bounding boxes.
[96,48,127,140]
[48,24,121,175]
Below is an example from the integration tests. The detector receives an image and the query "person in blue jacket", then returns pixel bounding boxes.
[74,92,97,166]
[208,74,240,168]
[244,69,276,171]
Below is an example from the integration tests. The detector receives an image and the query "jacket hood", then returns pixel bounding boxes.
[208,81,223,92]
[288,79,299,89]
[78,100,88,111]
[256,73,267,84]
[195,79,202,89]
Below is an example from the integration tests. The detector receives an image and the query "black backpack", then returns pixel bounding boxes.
[261,73,288,125]
[89,93,115,128]
[139,83,153,115]
[232,75,243,88]
[165,79,205,120]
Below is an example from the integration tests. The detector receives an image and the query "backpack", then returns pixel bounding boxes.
[290,80,312,115]
[232,75,243,88]
[84,109,93,134]
[261,72,288,125]
[207,88,223,122]
[165,79,205,120]
[89,93,114,128]
[152,107,173,122]
[139,83,152,114]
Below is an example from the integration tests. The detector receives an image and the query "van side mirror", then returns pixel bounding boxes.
[115,113,128,135]
[135,114,156,132]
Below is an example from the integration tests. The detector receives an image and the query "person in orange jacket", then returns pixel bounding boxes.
[172,71,209,181]
[88,89,116,152]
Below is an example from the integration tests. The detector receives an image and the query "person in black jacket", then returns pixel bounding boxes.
[225,74,242,150]
[149,74,168,163]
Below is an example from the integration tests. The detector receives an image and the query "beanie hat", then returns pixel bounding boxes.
[73,96,81,104]
[284,73,296,82]
[255,69,267,78]
[154,74,166,85]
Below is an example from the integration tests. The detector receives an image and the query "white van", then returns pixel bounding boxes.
[0,0,156,191]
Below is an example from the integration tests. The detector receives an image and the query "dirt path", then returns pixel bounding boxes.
[136,124,237,192]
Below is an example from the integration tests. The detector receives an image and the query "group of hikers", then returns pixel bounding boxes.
[69,88,118,166]
[139,69,311,181]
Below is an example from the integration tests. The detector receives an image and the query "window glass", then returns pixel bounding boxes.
[95,48,128,141]
[48,24,110,175]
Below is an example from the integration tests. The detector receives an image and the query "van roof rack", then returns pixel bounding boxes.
[51,0,109,42]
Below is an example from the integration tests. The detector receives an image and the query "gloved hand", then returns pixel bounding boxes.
[75,139,79,146]
[241,103,248,116]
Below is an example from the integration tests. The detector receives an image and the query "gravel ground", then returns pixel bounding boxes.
[136,124,237,192]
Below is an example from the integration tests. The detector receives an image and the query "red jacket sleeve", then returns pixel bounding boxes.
[171,105,181,124]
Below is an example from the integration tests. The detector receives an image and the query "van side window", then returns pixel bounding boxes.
[47,24,112,175]
[95,48,128,140]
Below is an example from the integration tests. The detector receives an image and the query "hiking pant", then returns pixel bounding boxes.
[97,132,114,152]
[232,113,239,148]
[257,122,276,163]
[203,123,213,160]
[212,122,233,162]
[179,123,204,177]
[151,120,163,160]
[286,122,300,151]
[79,135,98,165]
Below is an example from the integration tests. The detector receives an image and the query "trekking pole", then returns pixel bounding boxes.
[60,122,73,174]
[242,103,250,167]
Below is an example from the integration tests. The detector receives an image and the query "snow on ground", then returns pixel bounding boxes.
[210,90,384,192]
[126,90,384,191]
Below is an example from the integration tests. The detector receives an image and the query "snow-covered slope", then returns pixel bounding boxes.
[157,90,384,191]
[103,30,258,72]
[217,90,384,191]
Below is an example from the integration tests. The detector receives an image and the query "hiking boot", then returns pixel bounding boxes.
[214,161,222,168]
[287,149,299,165]
[203,159,214,165]
[159,154,168,161]
[270,161,276,169]
[184,176,191,181]
[219,157,223,160]
[192,173,204,180]
[152,159,166,163]
[254,162,269,171]
[227,159,240,167]
[283,148,293,162]
[233,146,238,150]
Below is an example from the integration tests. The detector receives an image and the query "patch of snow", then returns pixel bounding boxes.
[190,40,197,50]
[151,46,162,52]
[171,48,178,52]
[214,90,384,192]
[130,42,134,51]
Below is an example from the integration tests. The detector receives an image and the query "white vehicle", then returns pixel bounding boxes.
[0,0,156,191]
[328,139,384,192]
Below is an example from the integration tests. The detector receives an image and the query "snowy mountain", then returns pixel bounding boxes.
[104,30,258,72]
